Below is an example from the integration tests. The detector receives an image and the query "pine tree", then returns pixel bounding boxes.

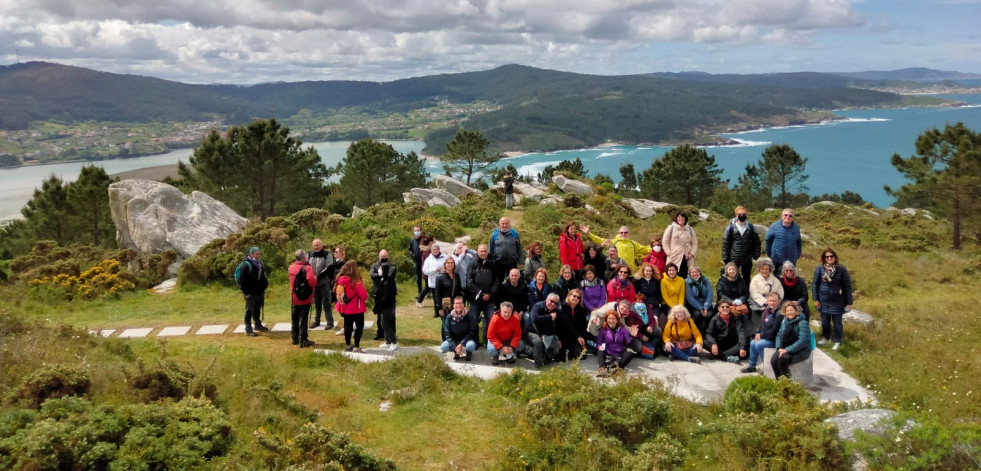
[637,145,723,207]
[441,129,498,186]
[338,139,428,208]
[67,165,117,247]
[21,174,70,244]
[760,144,809,207]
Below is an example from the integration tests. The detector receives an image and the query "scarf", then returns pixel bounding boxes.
[248,256,263,277]
[634,303,649,325]
[450,309,467,323]
[582,278,600,288]
[822,264,837,283]
[783,276,797,287]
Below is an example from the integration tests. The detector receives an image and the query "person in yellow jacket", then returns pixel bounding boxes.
[660,263,686,310]
[582,225,651,272]
[663,305,704,363]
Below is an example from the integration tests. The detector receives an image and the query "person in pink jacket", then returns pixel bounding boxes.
[288,249,319,348]
[335,260,369,352]
[606,264,637,305]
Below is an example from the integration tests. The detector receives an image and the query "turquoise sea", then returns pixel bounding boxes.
[1,95,979,221]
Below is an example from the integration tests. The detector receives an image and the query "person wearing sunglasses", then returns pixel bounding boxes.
[583,224,651,273]
[765,209,802,270]
[812,248,853,351]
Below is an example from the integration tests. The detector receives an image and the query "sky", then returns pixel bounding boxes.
[1,0,979,84]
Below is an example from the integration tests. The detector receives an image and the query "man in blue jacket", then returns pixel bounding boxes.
[765,209,802,269]
[489,216,522,283]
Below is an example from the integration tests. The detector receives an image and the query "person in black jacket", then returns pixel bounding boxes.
[441,297,477,361]
[238,247,269,337]
[583,244,608,283]
[308,238,335,329]
[779,261,811,320]
[370,250,398,351]
[324,245,347,333]
[409,225,425,301]
[558,289,590,359]
[741,292,784,373]
[498,268,530,318]
[721,206,761,283]
[528,294,575,368]
[434,257,464,318]
[467,244,498,344]
[703,299,748,363]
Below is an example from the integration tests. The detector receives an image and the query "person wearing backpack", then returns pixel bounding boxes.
[236,246,269,337]
[288,249,318,348]
[335,260,369,352]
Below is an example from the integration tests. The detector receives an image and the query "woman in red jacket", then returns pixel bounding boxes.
[335,260,369,352]
[606,264,636,305]
[558,220,585,279]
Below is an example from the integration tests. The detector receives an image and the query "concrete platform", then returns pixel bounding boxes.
[196,325,228,335]
[118,328,153,338]
[315,345,873,405]
[157,326,191,337]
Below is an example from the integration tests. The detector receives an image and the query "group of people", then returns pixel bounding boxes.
[411,206,853,378]
[238,204,853,380]
[236,239,399,353]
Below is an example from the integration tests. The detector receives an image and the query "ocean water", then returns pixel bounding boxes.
[1,96,979,221]
[504,94,981,208]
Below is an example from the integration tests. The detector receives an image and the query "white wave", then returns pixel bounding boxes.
[596,151,624,158]
[842,117,891,123]
[517,160,562,177]
[704,138,771,148]
[636,147,653,150]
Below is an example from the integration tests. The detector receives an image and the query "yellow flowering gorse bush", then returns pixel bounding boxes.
[30,259,136,300]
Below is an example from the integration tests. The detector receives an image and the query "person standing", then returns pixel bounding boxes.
[409,226,425,305]
[336,260,369,352]
[489,217,522,282]
[503,172,515,209]
[288,249,317,348]
[765,209,802,269]
[326,246,347,334]
[558,221,585,278]
[662,211,698,279]
[467,244,498,346]
[308,238,335,330]
[237,246,269,337]
[721,206,761,283]
[422,244,447,318]
[370,250,399,351]
[451,242,477,294]
[812,248,853,351]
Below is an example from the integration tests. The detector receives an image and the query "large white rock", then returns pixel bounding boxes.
[512,182,545,203]
[433,175,481,197]
[405,188,461,207]
[825,409,905,441]
[843,309,875,326]
[553,175,594,196]
[108,180,246,259]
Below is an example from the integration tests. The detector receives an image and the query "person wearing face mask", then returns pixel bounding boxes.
[408,226,425,304]
[623,294,662,358]
[642,238,667,273]
[721,206,761,283]
[370,250,398,351]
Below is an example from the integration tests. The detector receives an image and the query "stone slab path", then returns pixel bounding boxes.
[88,320,869,405]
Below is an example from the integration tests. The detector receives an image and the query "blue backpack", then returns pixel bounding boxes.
[234,259,251,287]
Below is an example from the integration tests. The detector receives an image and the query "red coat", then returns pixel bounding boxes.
[643,249,667,274]
[288,261,318,305]
[334,275,368,314]
[559,232,585,271]
[487,312,523,349]
[606,277,636,305]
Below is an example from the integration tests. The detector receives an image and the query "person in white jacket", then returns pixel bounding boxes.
[422,244,447,317]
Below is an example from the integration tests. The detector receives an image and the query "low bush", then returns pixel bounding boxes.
[7,364,91,409]
[850,413,981,470]
[254,422,397,471]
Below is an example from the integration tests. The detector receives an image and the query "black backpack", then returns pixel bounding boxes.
[293,267,313,300]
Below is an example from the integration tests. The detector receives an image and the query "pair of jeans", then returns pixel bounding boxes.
[312,283,333,326]
[244,293,265,332]
[342,313,365,348]
[667,343,700,361]
[441,339,476,354]
[528,334,560,368]
[748,338,775,367]
[469,299,495,344]
[487,339,525,359]
[290,304,311,344]
[505,193,514,209]
[821,310,844,343]
[378,306,397,344]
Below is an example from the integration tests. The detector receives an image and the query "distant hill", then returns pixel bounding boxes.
[0,61,951,154]
[832,67,981,82]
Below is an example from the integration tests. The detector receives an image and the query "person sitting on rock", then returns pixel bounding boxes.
[441,297,477,361]
[742,292,784,374]
[770,302,812,379]
[527,293,572,368]
[703,298,748,364]
[596,310,636,376]
[684,265,714,334]
[487,301,524,365]
[663,305,704,364]
[749,257,783,314]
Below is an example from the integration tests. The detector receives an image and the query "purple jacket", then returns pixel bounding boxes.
[580,280,607,311]
[597,325,632,357]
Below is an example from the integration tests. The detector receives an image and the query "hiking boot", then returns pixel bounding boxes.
[688,357,701,364]
[344,345,354,352]
[491,356,501,366]
[310,321,321,329]
[254,324,269,332]
[373,332,384,340]
[246,331,257,337]
[740,365,757,374]
[727,356,740,364]
[300,340,315,348]
[465,352,473,361]
[506,357,516,364]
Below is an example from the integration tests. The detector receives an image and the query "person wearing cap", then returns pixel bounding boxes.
[239,246,269,337]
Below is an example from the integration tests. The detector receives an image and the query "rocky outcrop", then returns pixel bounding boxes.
[553,175,594,196]
[108,180,247,260]
[843,309,875,326]
[622,198,675,220]
[433,175,481,197]
[403,188,461,207]
[825,409,908,441]
[540,196,564,206]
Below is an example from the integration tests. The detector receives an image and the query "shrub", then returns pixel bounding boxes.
[851,413,981,470]
[254,423,396,471]
[129,359,218,403]
[9,364,91,409]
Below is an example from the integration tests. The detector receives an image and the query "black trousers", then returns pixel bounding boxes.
[343,313,365,348]
[244,293,264,332]
[290,304,311,344]
[770,348,811,378]
[705,339,744,360]
[312,282,334,326]
[377,306,397,344]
